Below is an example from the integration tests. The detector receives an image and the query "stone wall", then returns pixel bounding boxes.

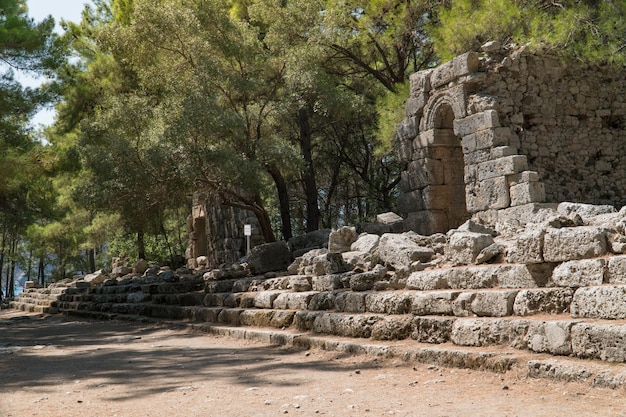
[482,50,626,206]
[397,44,626,235]
[187,192,264,269]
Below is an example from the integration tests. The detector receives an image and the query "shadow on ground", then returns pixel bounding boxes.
[0,312,375,402]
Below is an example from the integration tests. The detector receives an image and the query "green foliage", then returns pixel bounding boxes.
[375,81,409,154]
[432,0,626,65]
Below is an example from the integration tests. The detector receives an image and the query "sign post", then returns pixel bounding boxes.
[244,224,252,256]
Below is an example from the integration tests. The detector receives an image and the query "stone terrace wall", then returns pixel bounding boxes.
[397,45,626,235]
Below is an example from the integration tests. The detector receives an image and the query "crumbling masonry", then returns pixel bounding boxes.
[396,44,626,235]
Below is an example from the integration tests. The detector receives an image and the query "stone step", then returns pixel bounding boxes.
[9,301,58,314]
[58,300,626,364]
[90,279,205,296]
[406,264,553,290]
[56,308,626,389]
[13,296,58,306]
[195,287,574,318]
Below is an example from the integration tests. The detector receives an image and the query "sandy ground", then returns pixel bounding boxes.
[1,309,626,417]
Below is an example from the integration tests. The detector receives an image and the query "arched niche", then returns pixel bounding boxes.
[420,102,469,232]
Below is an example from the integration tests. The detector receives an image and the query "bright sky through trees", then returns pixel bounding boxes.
[20,0,94,126]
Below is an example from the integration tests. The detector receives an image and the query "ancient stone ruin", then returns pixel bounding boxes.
[397,42,626,235]
[9,45,626,387]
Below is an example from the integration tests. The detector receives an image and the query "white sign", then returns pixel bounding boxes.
[244,224,252,236]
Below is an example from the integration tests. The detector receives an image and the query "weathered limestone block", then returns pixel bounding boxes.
[452,292,475,317]
[239,309,274,327]
[446,231,495,265]
[397,190,423,214]
[195,307,222,323]
[349,271,381,292]
[308,291,336,311]
[351,233,380,253]
[475,243,504,265]
[371,316,415,340]
[84,270,108,285]
[311,274,343,291]
[288,229,331,257]
[406,269,451,290]
[365,292,412,314]
[404,210,449,236]
[253,290,283,309]
[377,233,434,269]
[513,288,574,316]
[273,291,316,310]
[289,275,312,292]
[409,68,432,97]
[293,311,320,331]
[217,308,243,325]
[430,52,479,89]
[328,226,357,253]
[377,212,404,227]
[312,313,381,338]
[301,252,350,276]
[557,202,616,218]
[510,181,546,206]
[506,228,545,264]
[412,291,460,316]
[223,293,243,308]
[571,286,626,319]
[424,184,466,210]
[543,227,608,262]
[247,241,292,275]
[607,255,626,284]
[571,323,626,362]
[407,264,539,291]
[453,110,499,137]
[126,292,151,303]
[466,177,511,212]
[470,290,518,317]
[397,117,417,142]
[550,258,606,287]
[412,317,455,343]
[477,156,528,182]
[526,321,575,355]
[270,310,296,328]
[204,279,235,293]
[451,318,529,348]
[496,203,559,229]
[462,127,513,153]
[334,292,367,313]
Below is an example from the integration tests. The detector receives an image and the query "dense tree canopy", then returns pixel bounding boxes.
[432,0,626,64]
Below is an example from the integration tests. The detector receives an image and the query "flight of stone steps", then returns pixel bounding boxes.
[8,202,626,387]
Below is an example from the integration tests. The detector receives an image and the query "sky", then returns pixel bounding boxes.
[21,0,95,127]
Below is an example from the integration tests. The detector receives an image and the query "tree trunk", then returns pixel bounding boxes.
[38,256,45,286]
[266,164,292,241]
[88,248,96,273]
[160,222,174,265]
[252,194,276,243]
[0,228,5,293]
[137,230,146,261]
[298,107,320,232]
[8,238,16,297]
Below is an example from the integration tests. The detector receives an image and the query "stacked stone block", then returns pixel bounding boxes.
[398,51,546,235]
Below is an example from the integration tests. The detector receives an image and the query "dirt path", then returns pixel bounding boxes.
[1,310,625,417]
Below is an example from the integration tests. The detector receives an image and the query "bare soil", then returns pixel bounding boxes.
[1,309,625,417]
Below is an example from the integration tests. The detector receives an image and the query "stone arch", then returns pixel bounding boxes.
[419,102,469,232]
[421,87,467,133]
